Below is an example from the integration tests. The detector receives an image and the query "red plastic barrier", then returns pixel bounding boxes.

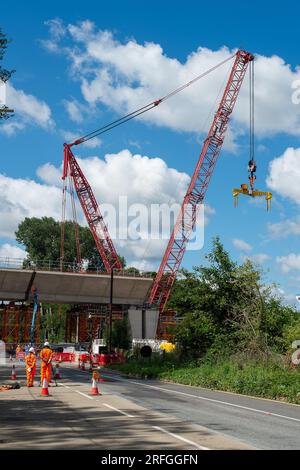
[16,352,25,360]
[53,352,75,362]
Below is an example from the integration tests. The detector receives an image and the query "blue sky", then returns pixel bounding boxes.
[2,0,300,306]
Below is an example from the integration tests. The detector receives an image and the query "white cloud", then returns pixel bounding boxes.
[0,243,26,260]
[250,253,271,264]
[0,83,54,135]
[43,21,300,145]
[41,18,66,52]
[0,174,61,238]
[277,253,300,272]
[60,130,102,148]
[36,163,62,186]
[268,216,300,239]
[232,238,252,252]
[63,99,84,123]
[244,253,270,264]
[2,149,214,268]
[267,147,300,204]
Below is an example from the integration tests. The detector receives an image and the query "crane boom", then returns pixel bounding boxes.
[63,144,123,273]
[148,50,254,311]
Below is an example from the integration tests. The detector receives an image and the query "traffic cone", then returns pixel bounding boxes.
[41,378,49,396]
[54,363,61,379]
[90,376,100,395]
[11,364,17,380]
[99,371,105,383]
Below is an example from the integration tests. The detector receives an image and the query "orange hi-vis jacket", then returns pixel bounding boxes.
[40,347,53,383]
[25,352,37,369]
[25,352,37,386]
[40,347,53,365]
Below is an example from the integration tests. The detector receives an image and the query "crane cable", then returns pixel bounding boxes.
[249,59,255,161]
[70,53,237,146]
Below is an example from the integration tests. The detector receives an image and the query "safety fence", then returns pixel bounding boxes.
[11,350,125,366]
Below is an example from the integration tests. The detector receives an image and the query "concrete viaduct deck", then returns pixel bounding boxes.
[0,269,153,305]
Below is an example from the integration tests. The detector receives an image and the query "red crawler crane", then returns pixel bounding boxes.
[148,50,254,313]
[60,49,253,331]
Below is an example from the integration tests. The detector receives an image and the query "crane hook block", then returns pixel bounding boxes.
[233,184,272,211]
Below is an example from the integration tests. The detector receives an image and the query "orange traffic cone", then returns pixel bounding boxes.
[91,376,100,395]
[99,371,105,383]
[54,363,61,379]
[11,364,17,380]
[41,378,49,396]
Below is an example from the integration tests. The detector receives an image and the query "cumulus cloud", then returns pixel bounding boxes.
[60,130,102,148]
[0,83,54,135]
[42,20,300,145]
[268,216,300,239]
[277,253,300,272]
[63,99,85,123]
[249,253,271,264]
[232,238,252,252]
[267,147,300,204]
[0,174,62,238]
[0,243,27,260]
[36,163,62,186]
[243,253,270,265]
[1,149,214,268]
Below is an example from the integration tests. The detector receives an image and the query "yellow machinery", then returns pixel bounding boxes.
[233,184,272,211]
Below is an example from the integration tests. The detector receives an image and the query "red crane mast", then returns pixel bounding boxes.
[148,49,254,312]
[62,144,123,273]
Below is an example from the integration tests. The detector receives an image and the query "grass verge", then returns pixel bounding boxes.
[109,356,300,404]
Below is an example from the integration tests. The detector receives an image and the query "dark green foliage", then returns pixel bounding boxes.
[15,217,126,271]
[168,237,299,358]
[16,217,106,270]
[0,28,15,120]
[104,318,131,350]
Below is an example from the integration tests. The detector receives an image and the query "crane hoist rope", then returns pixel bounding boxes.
[232,59,272,211]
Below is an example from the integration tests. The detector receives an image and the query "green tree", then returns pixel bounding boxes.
[16,217,106,270]
[107,318,131,350]
[170,237,298,358]
[0,28,14,119]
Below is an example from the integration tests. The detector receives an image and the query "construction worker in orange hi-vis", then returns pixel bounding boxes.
[40,341,53,385]
[25,347,37,387]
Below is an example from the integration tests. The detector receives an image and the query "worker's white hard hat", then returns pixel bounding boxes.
[29,347,35,353]
[44,341,50,346]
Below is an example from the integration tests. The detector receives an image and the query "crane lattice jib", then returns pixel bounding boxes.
[148,50,254,311]
[63,144,123,273]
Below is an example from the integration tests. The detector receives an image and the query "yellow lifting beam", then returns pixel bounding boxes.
[233,184,272,211]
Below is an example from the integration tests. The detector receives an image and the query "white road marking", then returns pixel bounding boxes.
[102,403,134,418]
[103,374,300,424]
[57,382,94,400]
[58,378,211,448]
[152,426,210,450]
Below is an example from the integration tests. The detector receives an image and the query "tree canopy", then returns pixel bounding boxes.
[169,237,299,358]
[15,216,125,271]
[0,28,14,119]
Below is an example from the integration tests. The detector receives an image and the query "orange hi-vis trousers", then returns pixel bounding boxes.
[25,352,37,387]
[40,347,53,384]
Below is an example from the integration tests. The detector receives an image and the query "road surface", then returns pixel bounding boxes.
[0,363,299,449]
